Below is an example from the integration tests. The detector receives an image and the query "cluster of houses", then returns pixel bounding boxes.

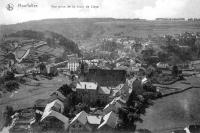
[37,80,130,132]
[8,67,134,132]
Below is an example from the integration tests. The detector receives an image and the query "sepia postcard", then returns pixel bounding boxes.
[0,0,200,133]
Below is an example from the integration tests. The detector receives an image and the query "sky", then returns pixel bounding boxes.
[0,0,200,24]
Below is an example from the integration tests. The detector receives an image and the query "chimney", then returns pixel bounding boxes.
[110,88,113,95]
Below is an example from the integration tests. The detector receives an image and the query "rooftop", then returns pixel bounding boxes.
[70,111,88,125]
[99,87,111,95]
[98,111,118,129]
[87,116,102,125]
[41,99,64,118]
[76,82,98,90]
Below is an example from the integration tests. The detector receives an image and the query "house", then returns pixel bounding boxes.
[9,109,35,133]
[46,61,68,75]
[103,96,126,115]
[75,82,111,105]
[98,111,118,130]
[86,115,102,130]
[110,80,132,102]
[69,111,103,132]
[76,82,99,104]
[41,99,64,115]
[33,41,47,48]
[83,59,99,67]
[157,62,169,69]
[132,78,143,95]
[40,110,69,130]
[69,111,92,132]
[190,60,200,70]
[117,81,131,101]
[97,86,111,104]
[50,91,67,102]
[40,99,69,129]
[67,59,80,72]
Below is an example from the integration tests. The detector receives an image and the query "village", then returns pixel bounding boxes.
[1,30,200,133]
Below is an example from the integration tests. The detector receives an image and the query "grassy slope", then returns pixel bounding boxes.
[0,75,70,129]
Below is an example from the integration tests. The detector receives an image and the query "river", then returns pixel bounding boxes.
[137,87,200,133]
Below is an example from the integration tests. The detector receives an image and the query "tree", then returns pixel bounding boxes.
[3,106,14,127]
[157,51,169,62]
[172,65,179,77]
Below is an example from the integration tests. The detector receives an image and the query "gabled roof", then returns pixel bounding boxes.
[111,97,126,105]
[99,86,110,95]
[40,100,68,129]
[40,110,69,129]
[70,111,88,125]
[41,110,69,123]
[42,99,64,115]
[50,91,66,101]
[98,111,118,129]
[103,103,116,112]
[119,82,130,95]
[103,96,126,115]
[15,48,30,63]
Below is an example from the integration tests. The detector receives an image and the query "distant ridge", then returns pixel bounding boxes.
[1,18,200,48]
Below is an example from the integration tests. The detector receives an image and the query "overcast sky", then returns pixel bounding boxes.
[0,0,200,24]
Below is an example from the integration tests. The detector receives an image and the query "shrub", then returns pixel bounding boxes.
[4,80,19,92]
[3,106,14,127]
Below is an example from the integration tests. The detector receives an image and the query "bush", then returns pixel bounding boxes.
[4,80,19,92]
[3,106,14,127]
[4,71,15,81]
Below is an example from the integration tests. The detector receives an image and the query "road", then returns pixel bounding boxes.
[137,87,200,133]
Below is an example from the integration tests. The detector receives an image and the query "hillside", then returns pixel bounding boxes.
[0,30,80,65]
[1,18,200,48]
[7,30,80,54]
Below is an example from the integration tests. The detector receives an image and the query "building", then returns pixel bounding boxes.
[40,99,69,130]
[87,115,102,127]
[84,69,126,86]
[69,111,103,133]
[83,59,99,67]
[41,99,64,115]
[103,96,126,115]
[98,111,119,130]
[75,82,110,105]
[69,111,92,133]
[116,81,131,101]
[190,60,200,70]
[156,62,169,69]
[97,86,111,104]
[76,82,99,104]
[67,59,80,72]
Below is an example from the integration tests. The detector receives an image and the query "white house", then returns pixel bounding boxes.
[40,99,69,129]
[69,111,92,132]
